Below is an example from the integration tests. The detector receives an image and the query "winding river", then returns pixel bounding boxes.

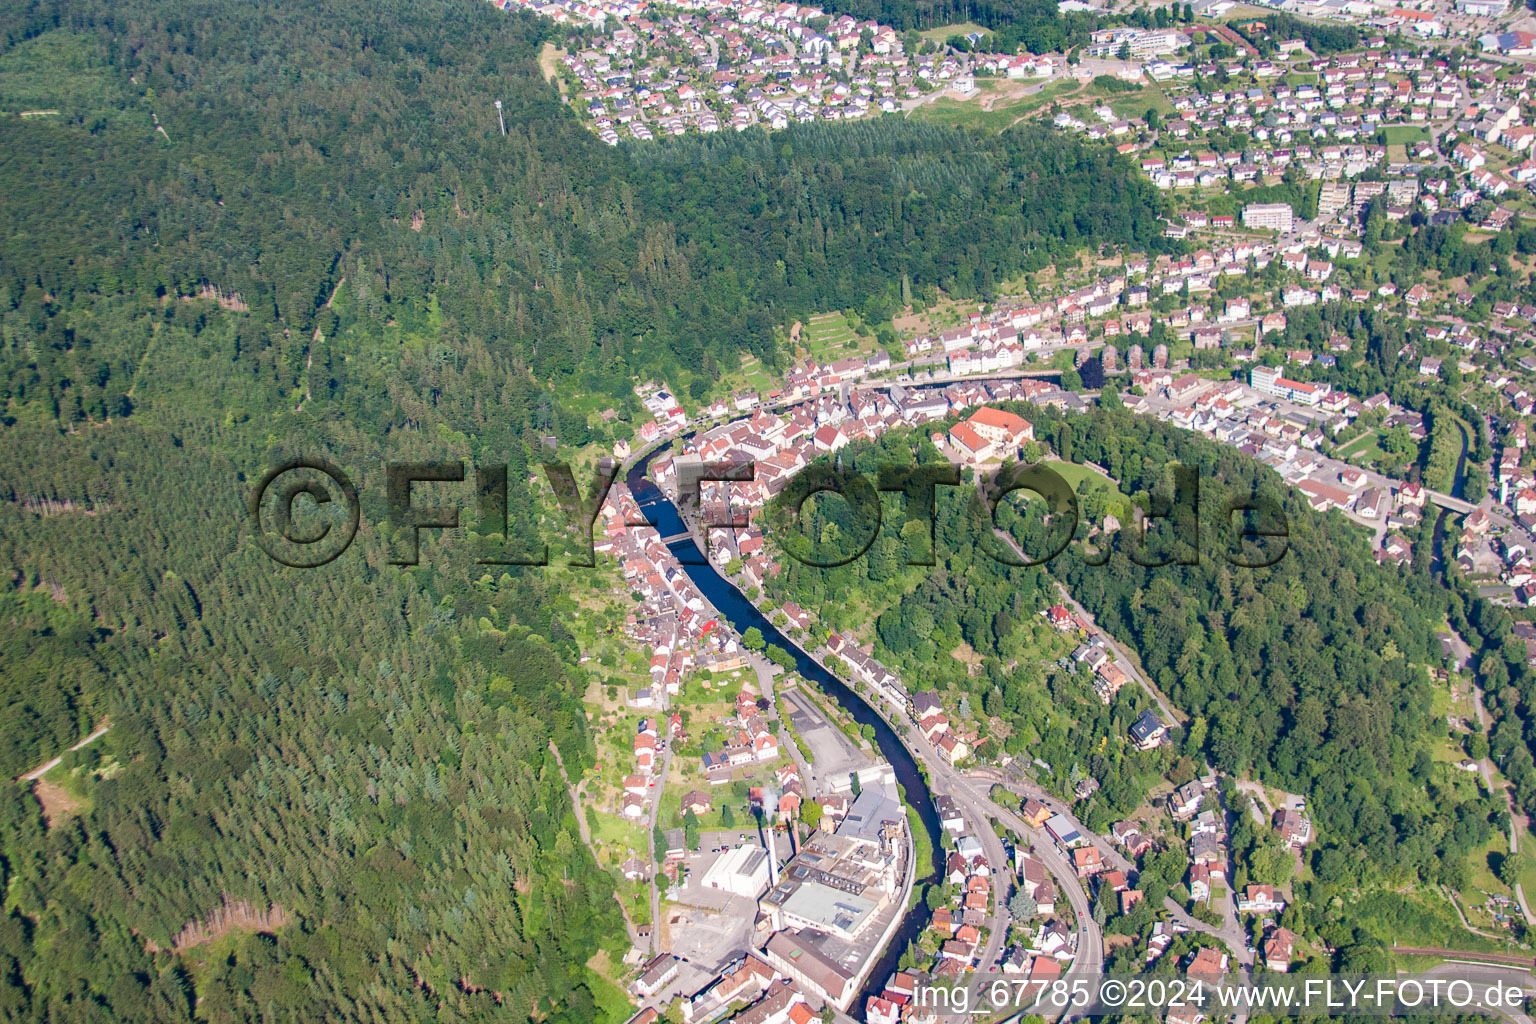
[624,445,942,1003]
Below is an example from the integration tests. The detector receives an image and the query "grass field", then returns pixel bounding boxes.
[586,951,636,1023]
[537,42,561,82]
[910,93,1026,132]
[1464,833,1513,900]
[1047,459,1116,492]
[735,352,779,392]
[919,21,988,42]
[590,809,648,852]
[1335,431,1386,467]
[1108,84,1174,121]
[909,79,1080,132]
[1378,124,1432,145]
[802,310,873,362]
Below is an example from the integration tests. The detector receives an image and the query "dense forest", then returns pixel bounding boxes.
[1226,13,1361,56]
[0,0,1165,439]
[764,398,1504,893]
[814,0,1106,52]
[1275,296,1536,839]
[1042,397,1500,891]
[0,0,1170,1017]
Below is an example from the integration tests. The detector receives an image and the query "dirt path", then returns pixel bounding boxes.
[549,741,643,947]
[296,332,318,413]
[19,721,110,782]
[975,477,1181,722]
[1469,682,1536,928]
[1441,886,1505,941]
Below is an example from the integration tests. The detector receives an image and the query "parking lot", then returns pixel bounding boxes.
[780,688,871,792]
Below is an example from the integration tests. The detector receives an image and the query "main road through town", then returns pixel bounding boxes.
[620,422,1112,1016]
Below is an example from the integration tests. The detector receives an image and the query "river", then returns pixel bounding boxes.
[624,444,943,1004]
[1430,416,1472,579]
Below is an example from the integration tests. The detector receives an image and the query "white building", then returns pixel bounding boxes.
[1242,202,1294,233]
[701,844,771,899]
[1250,365,1324,406]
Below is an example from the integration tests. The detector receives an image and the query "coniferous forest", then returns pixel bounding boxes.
[0,0,1169,1018]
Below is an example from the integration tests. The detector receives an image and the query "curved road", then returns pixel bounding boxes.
[851,699,1107,1002]
[976,767,1252,968]
[792,649,1106,1008]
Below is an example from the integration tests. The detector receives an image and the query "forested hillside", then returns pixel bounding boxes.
[763,397,1503,893]
[0,0,1167,1018]
[0,0,1165,438]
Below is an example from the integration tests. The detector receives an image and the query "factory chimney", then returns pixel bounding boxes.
[766,823,779,887]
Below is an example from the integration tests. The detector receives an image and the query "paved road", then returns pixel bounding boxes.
[1413,961,1535,1024]
[977,767,1252,967]
[936,777,1013,971]
[1232,780,1276,825]
[1211,782,1255,964]
[824,678,1104,1008]
[887,720,1105,1000]
[753,656,827,798]
[1052,582,1180,724]
[647,740,675,952]
[942,768,1106,1019]
[1469,678,1536,929]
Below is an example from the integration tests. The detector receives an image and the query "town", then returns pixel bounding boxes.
[577,357,1341,1024]
[561,153,1536,1012]
[17,0,1536,1019]
[563,172,1536,1018]
[501,1,1536,1020]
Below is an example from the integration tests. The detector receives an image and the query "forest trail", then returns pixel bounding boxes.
[548,741,643,948]
[297,332,319,412]
[19,721,110,782]
[978,475,1180,722]
[1441,886,1505,941]
[547,741,594,847]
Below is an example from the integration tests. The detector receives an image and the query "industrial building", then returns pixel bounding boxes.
[701,844,771,900]
[763,930,858,1008]
[752,767,910,1010]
